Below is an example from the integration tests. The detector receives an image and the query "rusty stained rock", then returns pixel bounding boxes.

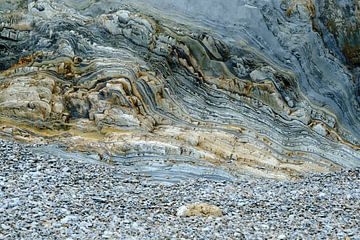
[0,0,359,179]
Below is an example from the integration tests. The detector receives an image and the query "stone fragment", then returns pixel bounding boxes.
[176,203,223,217]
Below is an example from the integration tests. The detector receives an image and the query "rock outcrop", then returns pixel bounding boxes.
[0,0,359,179]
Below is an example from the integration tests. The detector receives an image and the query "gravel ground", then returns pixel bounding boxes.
[0,139,359,239]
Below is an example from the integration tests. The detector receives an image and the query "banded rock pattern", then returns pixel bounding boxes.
[0,0,359,179]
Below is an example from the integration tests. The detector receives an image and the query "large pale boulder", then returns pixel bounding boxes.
[177,203,223,217]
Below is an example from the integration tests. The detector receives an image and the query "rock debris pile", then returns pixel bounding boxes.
[0,140,359,239]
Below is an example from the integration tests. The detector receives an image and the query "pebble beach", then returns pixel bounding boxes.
[1,139,359,239]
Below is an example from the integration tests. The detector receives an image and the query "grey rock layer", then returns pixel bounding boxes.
[0,0,359,178]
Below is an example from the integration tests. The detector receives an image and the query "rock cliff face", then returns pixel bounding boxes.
[0,0,359,179]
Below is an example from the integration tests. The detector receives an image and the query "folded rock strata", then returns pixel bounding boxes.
[0,0,359,179]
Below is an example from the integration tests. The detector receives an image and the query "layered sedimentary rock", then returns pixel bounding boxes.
[0,0,359,179]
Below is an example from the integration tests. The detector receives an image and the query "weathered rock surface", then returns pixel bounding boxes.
[177,203,223,217]
[0,0,359,178]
